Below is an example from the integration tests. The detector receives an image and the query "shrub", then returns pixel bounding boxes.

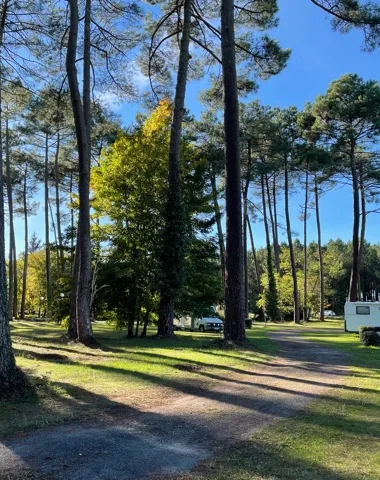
[359,325,375,334]
[60,315,70,330]
[359,328,380,347]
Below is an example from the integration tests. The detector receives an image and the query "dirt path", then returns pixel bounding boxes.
[0,330,349,480]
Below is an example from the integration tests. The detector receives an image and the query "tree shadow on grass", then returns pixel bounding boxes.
[1,380,374,480]
[71,362,380,440]
[13,348,69,363]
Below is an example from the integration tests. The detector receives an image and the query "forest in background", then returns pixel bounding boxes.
[1,0,380,395]
[4,90,380,332]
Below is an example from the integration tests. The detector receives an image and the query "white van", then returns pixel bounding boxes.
[344,301,380,333]
[174,315,223,333]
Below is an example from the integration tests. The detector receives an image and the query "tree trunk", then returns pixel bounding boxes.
[12,241,17,319]
[20,166,28,319]
[314,176,325,322]
[66,0,95,344]
[0,0,19,396]
[135,308,141,337]
[140,309,150,338]
[272,174,280,273]
[261,174,279,322]
[209,160,225,280]
[303,169,309,322]
[358,162,366,300]
[5,118,15,321]
[127,288,138,338]
[44,133,52,315]
[243,208,249,320]
[54,132,64,272]
[49,198,60,268]
[9,128,17,320]
[242,143,252,321]
[221,0,245,341]
[284,157,300,324]
[265,174,280,273]
[349,142,360,302]
[70,170,75,268]
[247,215,264,322]
[247,215,261,294]
[68,230,79,340]
[157,0,192,338]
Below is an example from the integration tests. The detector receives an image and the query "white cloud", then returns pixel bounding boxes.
[97,91,124,112]
[131,62,150,91]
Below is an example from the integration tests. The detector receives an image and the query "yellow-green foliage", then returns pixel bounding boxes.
[92,100,172,230]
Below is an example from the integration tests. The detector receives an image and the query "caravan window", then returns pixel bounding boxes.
[356,306,370,315]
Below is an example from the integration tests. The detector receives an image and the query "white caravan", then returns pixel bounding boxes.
[174,315,223,333]
[344,301,380,333]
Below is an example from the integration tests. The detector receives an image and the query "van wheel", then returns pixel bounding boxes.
[199,325,205,333]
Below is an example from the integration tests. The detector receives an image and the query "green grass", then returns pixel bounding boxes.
[4,320,380,479]
[176,323,380,480]
[257,317,345,330]
[1,321,275,439]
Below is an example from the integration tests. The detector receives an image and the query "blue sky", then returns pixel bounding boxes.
[11,0,380,253]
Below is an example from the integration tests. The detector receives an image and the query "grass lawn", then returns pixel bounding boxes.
[178,320,380,480]
[1,321,275,439]
[4,319,380,480]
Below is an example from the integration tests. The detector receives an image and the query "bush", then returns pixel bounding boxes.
[359,325,380,333]
[60,315,70,330]
[97,310,118,324]
[359,327,380,347]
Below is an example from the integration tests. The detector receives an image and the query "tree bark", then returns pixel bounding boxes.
[358,161,366,300]
[5,117,15,321]
[140,309,150,338]
[242,143,252,320]
[135,308,141,337]
[243,212,249,320]
[68,231,79,340]
[54,132,64,272]
[49,198,59,268]
[349,141,360,302]
[157,0,192,338]
[314,176,325,322]
[20,166,28,319]
[0,0,19,396]
[272,174,281,272]
[221,0,245,341]
[70,170,75,268]
[303,169,309,322]
[247,215,261,294]
[265,174,280,273]
[66,0,95,344]
[44,133,52,315]
[284,156,300,324]
[12,240,17,319]
[261,173,279,322]
[262,175,272,264]
[209,160,225,280]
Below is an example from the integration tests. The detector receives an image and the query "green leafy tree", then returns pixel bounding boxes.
[92,102,219,335]
[311,74,380,301]
[311,0,380,50]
